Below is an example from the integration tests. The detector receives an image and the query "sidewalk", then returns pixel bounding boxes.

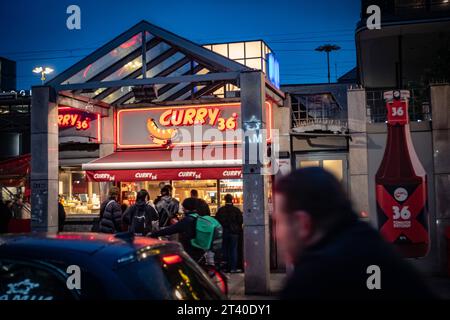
[226,273,450,300]
[227,272,286,300]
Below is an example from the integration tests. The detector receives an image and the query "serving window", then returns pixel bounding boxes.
[58,169,101,215]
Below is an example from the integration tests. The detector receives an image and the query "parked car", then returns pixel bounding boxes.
[0,232,225,300]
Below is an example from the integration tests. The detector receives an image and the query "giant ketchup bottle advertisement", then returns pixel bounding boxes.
[375,90,429,258]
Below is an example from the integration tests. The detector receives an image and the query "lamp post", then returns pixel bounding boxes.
[315,44,340,83]
[32,67,54,85]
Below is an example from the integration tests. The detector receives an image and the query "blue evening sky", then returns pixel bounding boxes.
[0,0,360,90]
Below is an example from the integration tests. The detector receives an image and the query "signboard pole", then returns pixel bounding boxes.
[31,86,59,233]
[240,71,270,295]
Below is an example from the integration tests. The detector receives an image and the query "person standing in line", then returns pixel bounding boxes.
[58,195,66,232]
[122,189,159,236]
[215,194,243,273]
[155,185,180,228]
[150,197,204,261]
[98,187,122,234]
[190,189,211,216]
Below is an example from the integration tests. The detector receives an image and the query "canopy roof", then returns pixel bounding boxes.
[47,20,253,106]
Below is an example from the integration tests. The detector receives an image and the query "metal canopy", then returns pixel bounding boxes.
[47,20,251,106]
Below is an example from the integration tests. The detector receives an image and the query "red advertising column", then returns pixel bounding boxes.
[375,90,429,258]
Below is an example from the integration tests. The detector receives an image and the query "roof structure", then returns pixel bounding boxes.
[47,20,253,106]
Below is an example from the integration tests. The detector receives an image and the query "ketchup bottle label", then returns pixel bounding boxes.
[376,183,428,246]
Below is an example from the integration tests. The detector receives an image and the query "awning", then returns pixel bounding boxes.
[82,147,242,182]
[0,154,31,187]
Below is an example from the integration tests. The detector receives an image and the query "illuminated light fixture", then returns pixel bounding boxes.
[161,254,183,265]
[125,61,143,69]
[33,66,54,84]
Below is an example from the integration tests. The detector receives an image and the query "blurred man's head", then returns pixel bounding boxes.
[190,189,198,198]
[274,167,356,263]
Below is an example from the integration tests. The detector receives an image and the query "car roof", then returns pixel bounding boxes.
[0,232,181,258]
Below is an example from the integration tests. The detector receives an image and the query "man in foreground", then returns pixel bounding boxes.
[274,167,436,299]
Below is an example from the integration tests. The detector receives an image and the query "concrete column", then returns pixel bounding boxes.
[99,106,115,157]
[347,88,371,222]
[430,84,450,275]
[31,86,59,233]
[240,71,270,295]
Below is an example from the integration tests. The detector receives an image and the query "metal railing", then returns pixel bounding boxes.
[366,87,431,123]
[291,94,348,133]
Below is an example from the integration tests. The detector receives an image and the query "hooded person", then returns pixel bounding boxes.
[98,187,123,234]
[122,189,159,236]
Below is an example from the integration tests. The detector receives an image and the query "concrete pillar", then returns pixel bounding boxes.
[240,71,271,295]
[347,88,371,222]
[430,84,450,275]
[99,106,115,157]
[31,86,59,232]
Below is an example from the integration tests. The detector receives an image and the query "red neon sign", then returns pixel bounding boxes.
[58,113,91,130]
[58,106,102,143]
[116,102,272,149]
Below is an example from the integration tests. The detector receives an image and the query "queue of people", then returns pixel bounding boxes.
[96,185,243,273]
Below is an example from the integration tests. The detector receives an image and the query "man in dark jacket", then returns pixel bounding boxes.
[155,185,180,228]
[58,195,66,232]
[123,189,158,235]
[150,197,203,261]
[274,167,437,300]
[216,194,243,273]
[190,189,211,216]
[99,187,122,234]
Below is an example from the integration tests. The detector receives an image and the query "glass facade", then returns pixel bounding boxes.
[59,169,101,215]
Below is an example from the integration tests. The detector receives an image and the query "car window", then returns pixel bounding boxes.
[160,254,224,300]
[0,260,76,301]
[115,253,223,300]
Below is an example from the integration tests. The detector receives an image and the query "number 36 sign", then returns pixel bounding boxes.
[387,99,409,125]
[58,106,101,143]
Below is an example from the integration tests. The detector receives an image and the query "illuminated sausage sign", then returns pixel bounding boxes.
[58,106,101,143]
[116,102,272,149]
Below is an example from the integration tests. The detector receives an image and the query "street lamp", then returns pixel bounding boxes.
[32,66,54,84]
[315,44,340,84]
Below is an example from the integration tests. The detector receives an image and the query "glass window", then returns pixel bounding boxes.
[245,58,262,70]
[102,56,142,82]
[0,260,76,300]
[212,44,228,57]
[146,53,186,78]
[116,255,222,300]
[219,179,243,211]
[173,180,218,215]
[63,33,147,84]
[160,254,223,300]
[323,160,343,181]
[59,169,101,215]
[299,160,320,168]
[146,42,171,64]
[245,41,262,58]
[228,42,245,59]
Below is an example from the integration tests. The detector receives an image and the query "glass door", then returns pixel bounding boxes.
[296,153,348,190]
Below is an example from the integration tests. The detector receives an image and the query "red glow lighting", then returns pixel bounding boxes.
[161,254,183,265]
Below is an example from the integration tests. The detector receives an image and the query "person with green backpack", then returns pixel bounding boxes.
[149,197,222,261]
